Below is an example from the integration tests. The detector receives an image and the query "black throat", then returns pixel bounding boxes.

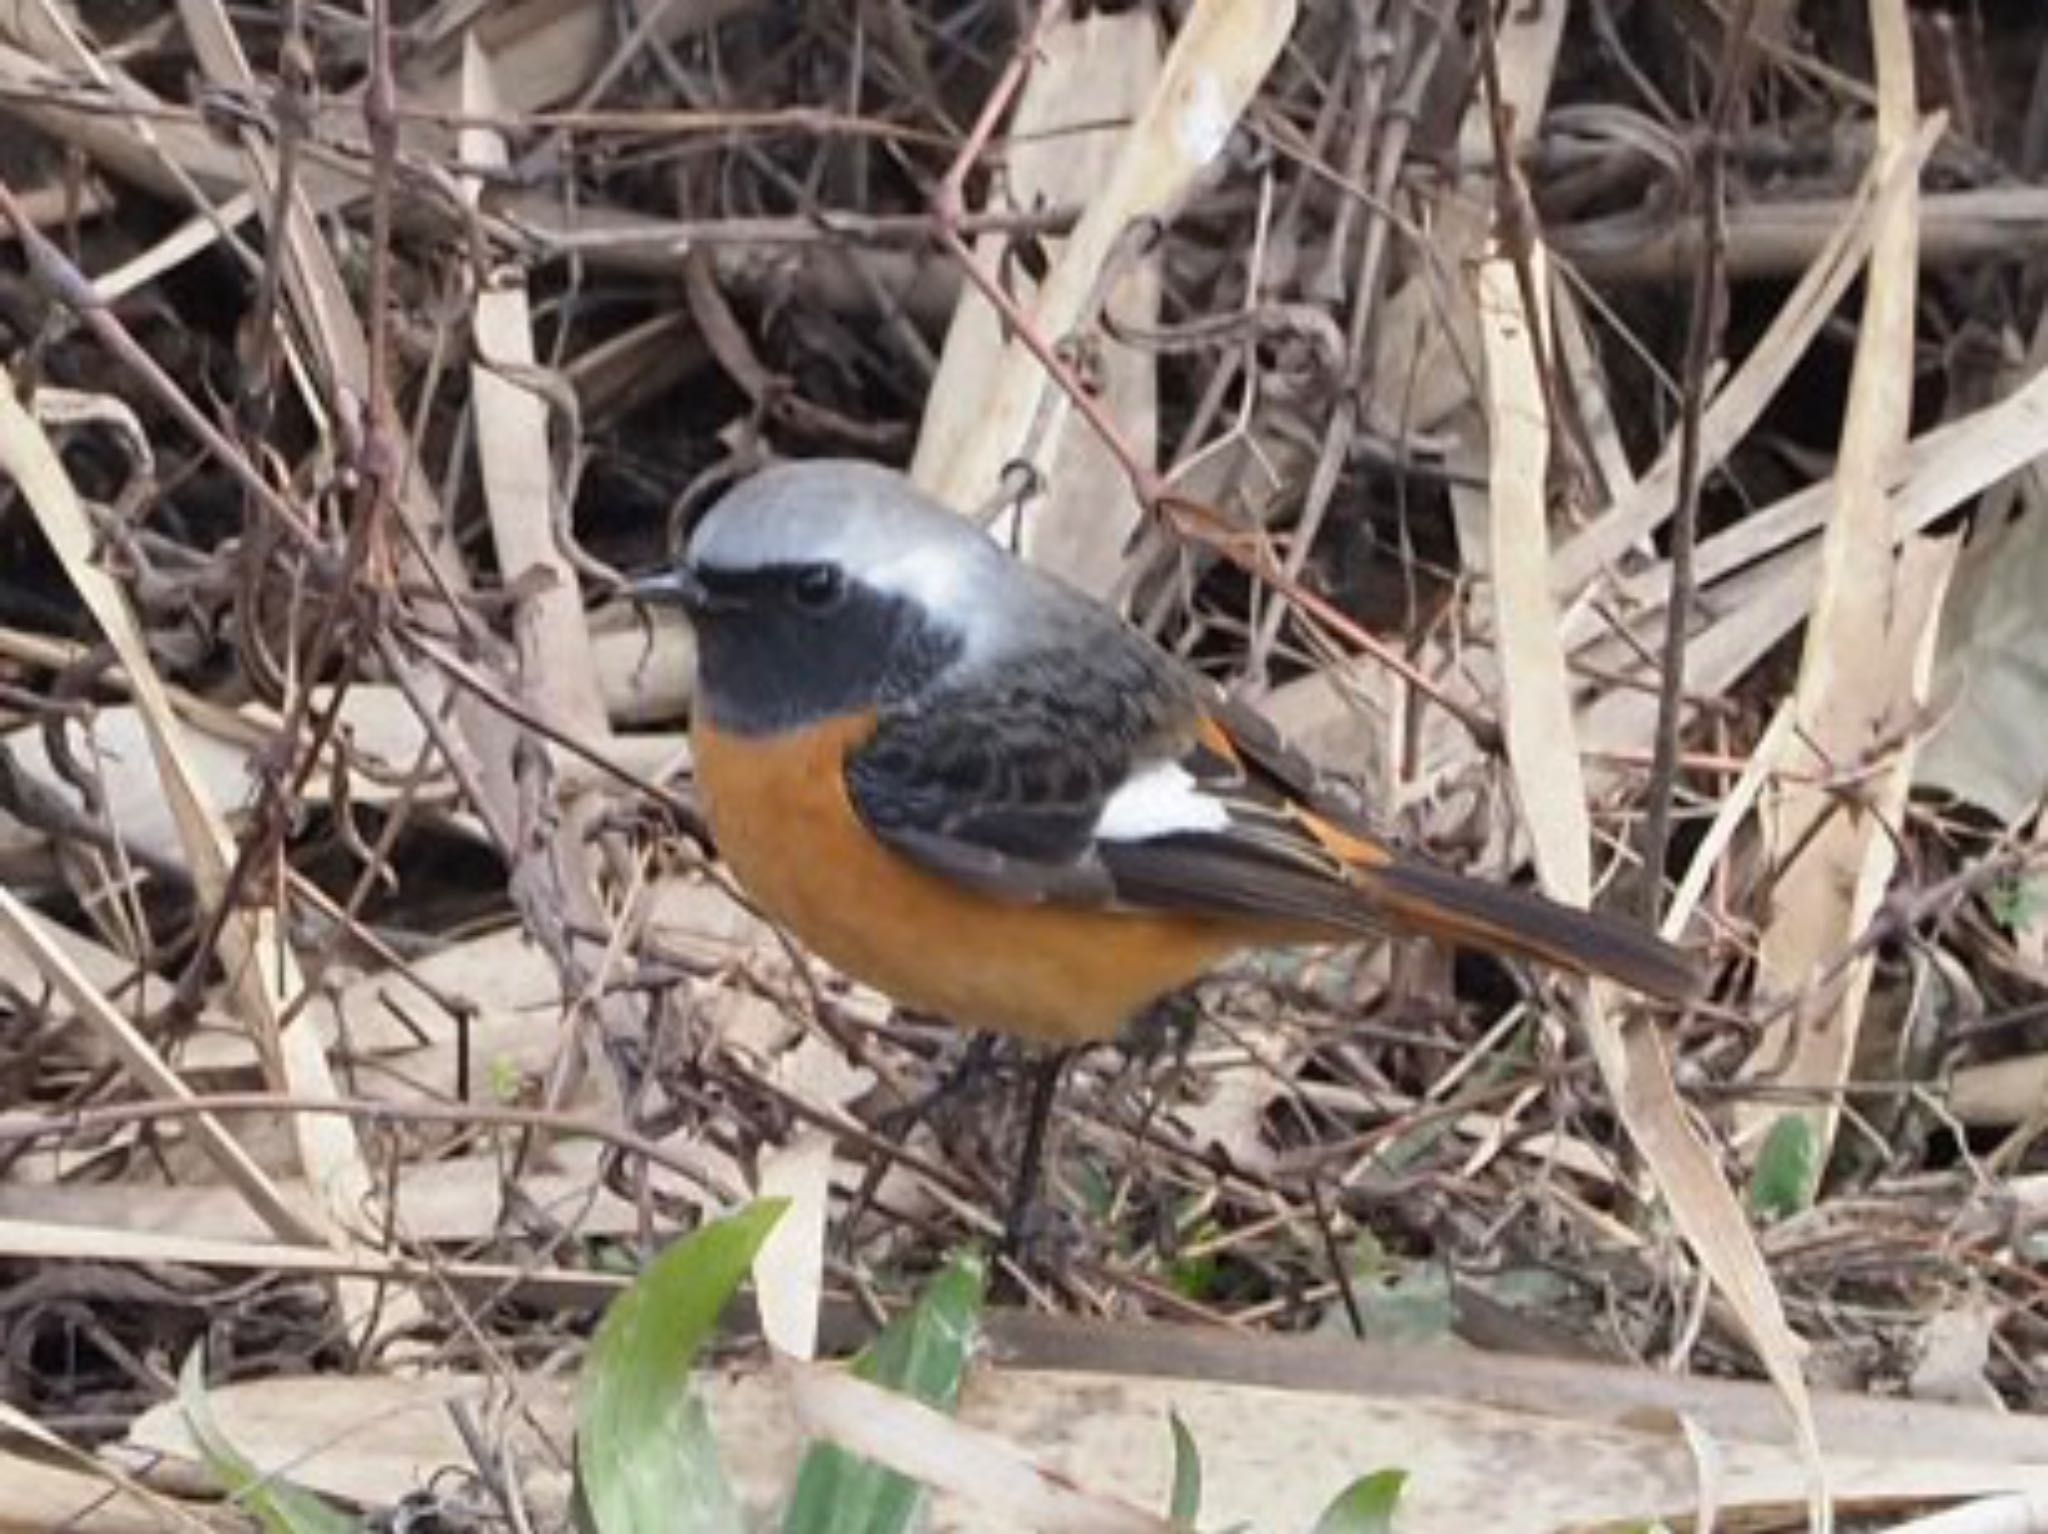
[688,565,964,737]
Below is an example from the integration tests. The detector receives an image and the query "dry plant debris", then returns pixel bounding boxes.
[0,0,2045,1529]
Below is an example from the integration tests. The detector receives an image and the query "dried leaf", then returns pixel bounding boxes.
[1917,505,2048,823]
[1475,245,1826,1527]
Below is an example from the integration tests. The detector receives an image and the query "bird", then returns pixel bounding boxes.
[633,459,1700,1242]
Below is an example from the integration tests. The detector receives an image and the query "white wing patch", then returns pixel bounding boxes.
[1093,761,1231,842]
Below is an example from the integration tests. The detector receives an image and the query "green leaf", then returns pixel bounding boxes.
[1167,1211,1223,1301]
[1312,1468,1407,1534]
[486,1054,525,1104]
[575,1199,789,1534]
[1987,874,2047,934]
[783,1250,988,1534]
[1749,1113,1821,1221]
[1167,1410,1202,1525]
[178,1351,358,1534]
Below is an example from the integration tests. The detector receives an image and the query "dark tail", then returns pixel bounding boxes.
[1358,859,1703,1004]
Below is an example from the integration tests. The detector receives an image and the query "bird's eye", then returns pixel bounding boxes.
[788,563,845,612]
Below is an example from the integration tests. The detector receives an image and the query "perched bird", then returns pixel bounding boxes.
[634,460,1698,1234]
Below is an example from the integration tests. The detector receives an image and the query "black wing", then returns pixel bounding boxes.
[845,639,1385,921]
[844,642,1201,906]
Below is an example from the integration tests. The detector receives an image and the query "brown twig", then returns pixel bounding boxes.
[0,177,324,555]
[1636,0,1762,926]
[0,1092,741,1204]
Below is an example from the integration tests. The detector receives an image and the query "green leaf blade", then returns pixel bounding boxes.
[575,1199,789,1534]
[178,1351,357,1534]
[1167,1410,1202,1526]
[782,1250,988,1534]
[1312,1467,1408,1534]
[1749,1113,1821,1221]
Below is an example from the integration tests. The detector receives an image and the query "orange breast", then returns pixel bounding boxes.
[691,715,1251,1046]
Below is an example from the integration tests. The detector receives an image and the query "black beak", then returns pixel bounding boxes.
[627,565,711,615]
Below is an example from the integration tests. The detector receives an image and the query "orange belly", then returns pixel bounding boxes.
[691,715,1252,1046]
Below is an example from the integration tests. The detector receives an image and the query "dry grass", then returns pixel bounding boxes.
[1,1,2045,1528]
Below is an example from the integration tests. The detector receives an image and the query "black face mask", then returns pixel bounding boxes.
[677,563,965,736]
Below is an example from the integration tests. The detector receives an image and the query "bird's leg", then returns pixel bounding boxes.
[1001,1047,1076,1260]
[839,1029,1002,1253]
[934,1030,1005,1107]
